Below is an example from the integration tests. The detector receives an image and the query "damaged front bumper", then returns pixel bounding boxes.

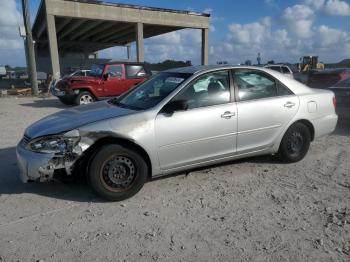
[16,134,93,182]
[16,143,56,182]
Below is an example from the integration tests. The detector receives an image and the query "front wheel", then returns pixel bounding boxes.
[76,91,95,105]
[88,144,148,201]
[278,123,311,163]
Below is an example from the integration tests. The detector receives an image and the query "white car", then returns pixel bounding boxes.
[264,64,295,79]
[69,70,91,77]
[17,65,338,200]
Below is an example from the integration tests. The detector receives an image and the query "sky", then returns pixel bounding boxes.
[0,0,350,67]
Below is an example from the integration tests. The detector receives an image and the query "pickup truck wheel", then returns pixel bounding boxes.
[278,123,311,163]
[76,91,95,105]
[88,144,148,201]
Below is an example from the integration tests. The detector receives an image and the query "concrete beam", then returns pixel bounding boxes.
[104,28,135,44]
[70,20,103,40]
[136,22,144,62]
[143,26,180,38]
[58,19,85,40]
[93,23,132,42]
[46,0,209,29]
[56,18,72,34]
[46,14,60,79]
[79,22,116,40]
[201,28,208,65]
[58,40,115,49]
[112,26,180,45]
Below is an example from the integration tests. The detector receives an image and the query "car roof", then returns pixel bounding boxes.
[264,64,289,67]
[164,65,271,74]
[102,61,145,65]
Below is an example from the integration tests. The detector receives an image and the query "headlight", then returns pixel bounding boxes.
[27,129,80,154]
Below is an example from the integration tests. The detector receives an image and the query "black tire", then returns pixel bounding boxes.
[278,122,311,163]
[88,144,148,201]
[58,97,74,105]
[75,91,95,105]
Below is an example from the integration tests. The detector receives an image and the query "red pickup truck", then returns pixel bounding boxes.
[53,62,150,105]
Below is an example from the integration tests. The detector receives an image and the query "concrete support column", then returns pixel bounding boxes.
[135,23,144,62]
[201,28,209,65]
[46,14,61,79]
[126,43,131,61]
[22,0,38,95]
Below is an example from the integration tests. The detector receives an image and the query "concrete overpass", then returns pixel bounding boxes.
[32,0,210,78]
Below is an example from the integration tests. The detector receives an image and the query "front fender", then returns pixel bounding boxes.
[77,111,160,177]
[70,83,100,97]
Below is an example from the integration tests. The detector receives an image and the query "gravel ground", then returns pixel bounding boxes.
[0,96,349,262]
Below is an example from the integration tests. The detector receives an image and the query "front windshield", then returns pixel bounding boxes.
[89,64,104,77]
[112,72,191,110]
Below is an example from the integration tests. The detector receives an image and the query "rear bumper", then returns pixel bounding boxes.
[311,114,338,139]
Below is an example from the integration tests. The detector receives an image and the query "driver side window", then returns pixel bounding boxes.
[173,70,230,109]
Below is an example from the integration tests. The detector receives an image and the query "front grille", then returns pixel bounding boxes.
[22,135,31,147]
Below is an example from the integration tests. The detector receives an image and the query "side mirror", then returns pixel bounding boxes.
[162,100,188,114]
[102,73,109,81]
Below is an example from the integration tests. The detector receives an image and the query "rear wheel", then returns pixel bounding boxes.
[88,144,148,201]
[278,123,311,163]
[76,91,95,105]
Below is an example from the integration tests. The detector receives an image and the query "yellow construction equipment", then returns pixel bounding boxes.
[299,56,325,72]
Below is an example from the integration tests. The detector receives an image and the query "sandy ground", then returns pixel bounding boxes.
[0,96,349,262]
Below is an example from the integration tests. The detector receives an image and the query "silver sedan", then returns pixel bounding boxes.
[17,65,338,200]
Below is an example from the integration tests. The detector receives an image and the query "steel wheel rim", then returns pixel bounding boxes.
[287,131,304,155]
[80,95,93,104]
[100,155,136,192]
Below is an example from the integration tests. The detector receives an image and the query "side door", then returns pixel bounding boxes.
[233,69,299,153]
[155,70,237,171]
[103,64,125,96]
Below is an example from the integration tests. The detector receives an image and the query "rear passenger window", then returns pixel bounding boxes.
[126,65,146,78]
[268,66,281,72]
[277,82,294,96]
[234,70,293,101]
[281,66,291,74]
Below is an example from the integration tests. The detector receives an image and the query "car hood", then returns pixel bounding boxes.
[25,101,135,138]
[59,76,100,86]
[67,75,98,81]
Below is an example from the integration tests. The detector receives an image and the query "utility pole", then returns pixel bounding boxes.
[22,0,38,95]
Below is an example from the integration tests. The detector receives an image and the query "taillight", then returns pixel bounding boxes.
[332,96,336,108]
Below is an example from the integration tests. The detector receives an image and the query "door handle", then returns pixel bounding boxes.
[284,101,295,108]
[221,111,235,119]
